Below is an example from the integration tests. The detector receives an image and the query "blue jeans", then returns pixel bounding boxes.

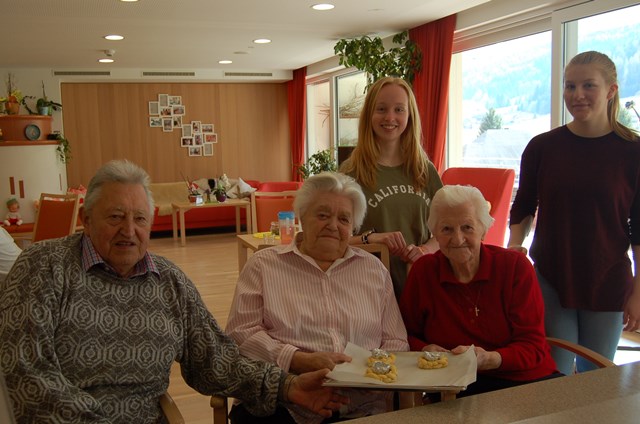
[535,268,622,375]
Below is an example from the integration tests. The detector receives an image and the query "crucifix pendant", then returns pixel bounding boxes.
[474,306,480,317]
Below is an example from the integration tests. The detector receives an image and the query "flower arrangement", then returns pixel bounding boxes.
[625,100,640,122]
[1,73,32,114]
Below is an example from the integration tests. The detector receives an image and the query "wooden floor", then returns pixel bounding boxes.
[150,231,239,424]
[152,230,640,423]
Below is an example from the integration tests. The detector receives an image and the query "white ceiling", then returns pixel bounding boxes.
[2,0,490,74]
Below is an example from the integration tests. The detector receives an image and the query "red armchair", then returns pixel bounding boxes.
[440,167,515,247]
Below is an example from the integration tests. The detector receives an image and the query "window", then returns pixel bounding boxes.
[306,80,331,158]
[448,0,640,187]
[336,71,367,148]
[305,69,367,166]
[447,32,552,187]
[558,3,640,130]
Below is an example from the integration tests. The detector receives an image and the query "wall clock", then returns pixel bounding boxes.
[24,124,41,141]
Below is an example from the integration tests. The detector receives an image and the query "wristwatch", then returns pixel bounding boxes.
[361,229,375,244]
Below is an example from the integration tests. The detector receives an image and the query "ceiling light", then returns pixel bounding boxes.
[104,34,124,41]
[98,58,114,63]
[119,0,139,2]
[218,60,232,64]
[253,38,271,44]
[312,3,335,11]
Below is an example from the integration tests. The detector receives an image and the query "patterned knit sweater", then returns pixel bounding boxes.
[0,233,283,423]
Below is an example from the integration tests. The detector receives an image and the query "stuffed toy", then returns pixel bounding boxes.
[3,198,23,226]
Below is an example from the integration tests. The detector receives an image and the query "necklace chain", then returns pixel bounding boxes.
[460,285,482,317]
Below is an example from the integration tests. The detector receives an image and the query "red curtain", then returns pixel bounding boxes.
[287,67,307,181]
[410,14,456,173]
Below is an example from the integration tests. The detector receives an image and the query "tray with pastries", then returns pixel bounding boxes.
[325,342,477,391]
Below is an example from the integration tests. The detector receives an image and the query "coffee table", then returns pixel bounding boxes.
[171,199,252,246]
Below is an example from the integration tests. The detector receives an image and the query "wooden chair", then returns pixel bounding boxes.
[440,167,515,247]
[13,193,80,246]
[250,190,299,233]
[546,337,616,369]
[159,392,185,424]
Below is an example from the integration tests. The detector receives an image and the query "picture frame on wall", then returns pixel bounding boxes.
[203,143,214,156]
[162,117,173,132]
[149,117,162,127]
[148,101,159,115]
[172,115,182,128]
[160,106,172,117]
[172,104,185,115]
[181,136,194,147]
[189,146,202,156]
[204,133,217,143]
[194,133,203,145]
[168,95,182,106]
[191,121,201,133]
[201,123,214,133]
[158,94,169,107]
[182,124,192,137]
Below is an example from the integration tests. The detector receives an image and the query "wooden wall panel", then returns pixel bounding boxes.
[61,82,290,187]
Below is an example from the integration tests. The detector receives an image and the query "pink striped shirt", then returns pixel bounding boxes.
[226,238,408,422]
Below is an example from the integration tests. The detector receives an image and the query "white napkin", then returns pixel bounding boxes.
[325,342,477,390]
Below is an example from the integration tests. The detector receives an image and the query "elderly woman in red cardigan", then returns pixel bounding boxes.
[399,184,560,398]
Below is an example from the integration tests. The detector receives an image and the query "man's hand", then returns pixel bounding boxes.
[287,369,350,418]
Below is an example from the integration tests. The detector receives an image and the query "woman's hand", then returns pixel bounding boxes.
[368,231,407,256]
[450,345,502,371]
[288,369,350,417]
[400,244,425,263]
[507,245,528,255]
[421,344,449,352]
[290,351,352,374]
[623,278,640,332]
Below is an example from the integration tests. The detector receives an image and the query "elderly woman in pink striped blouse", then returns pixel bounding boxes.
[226,171,409,424]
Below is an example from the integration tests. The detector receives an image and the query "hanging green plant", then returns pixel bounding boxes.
[52,133,72,163]
[334,31,422,86]
[297,149,337,179]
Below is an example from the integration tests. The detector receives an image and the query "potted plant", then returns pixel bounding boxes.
[334,31,422,87]
[297,149,337,179]
[3,73,24,115]
[36,81,62,116]
[213,174,229,202]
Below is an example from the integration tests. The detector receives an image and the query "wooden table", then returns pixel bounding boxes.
[349,361,640,423]
[171,199,252,246]
[236,233,390,272]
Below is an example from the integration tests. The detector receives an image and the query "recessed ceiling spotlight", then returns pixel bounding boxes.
[120,0,139,2]
[218,60,232,64]
[312,3,335,11]
[253,38,271,44]
[98,58,114,63]
[104,34,124,41]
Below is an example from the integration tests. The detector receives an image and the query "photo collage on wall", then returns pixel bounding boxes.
[148,93,218,158]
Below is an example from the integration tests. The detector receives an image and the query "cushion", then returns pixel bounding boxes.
[237,177,257,198]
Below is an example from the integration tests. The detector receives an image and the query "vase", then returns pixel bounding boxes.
[216,193,226,203]
[5,102,20,115]
[38,106,50,116]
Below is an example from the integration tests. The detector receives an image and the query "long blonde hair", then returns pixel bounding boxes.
[566,51,638,142]
[339,77,431,190]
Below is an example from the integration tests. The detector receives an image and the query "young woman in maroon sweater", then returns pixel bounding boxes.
[509,51,640,375]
